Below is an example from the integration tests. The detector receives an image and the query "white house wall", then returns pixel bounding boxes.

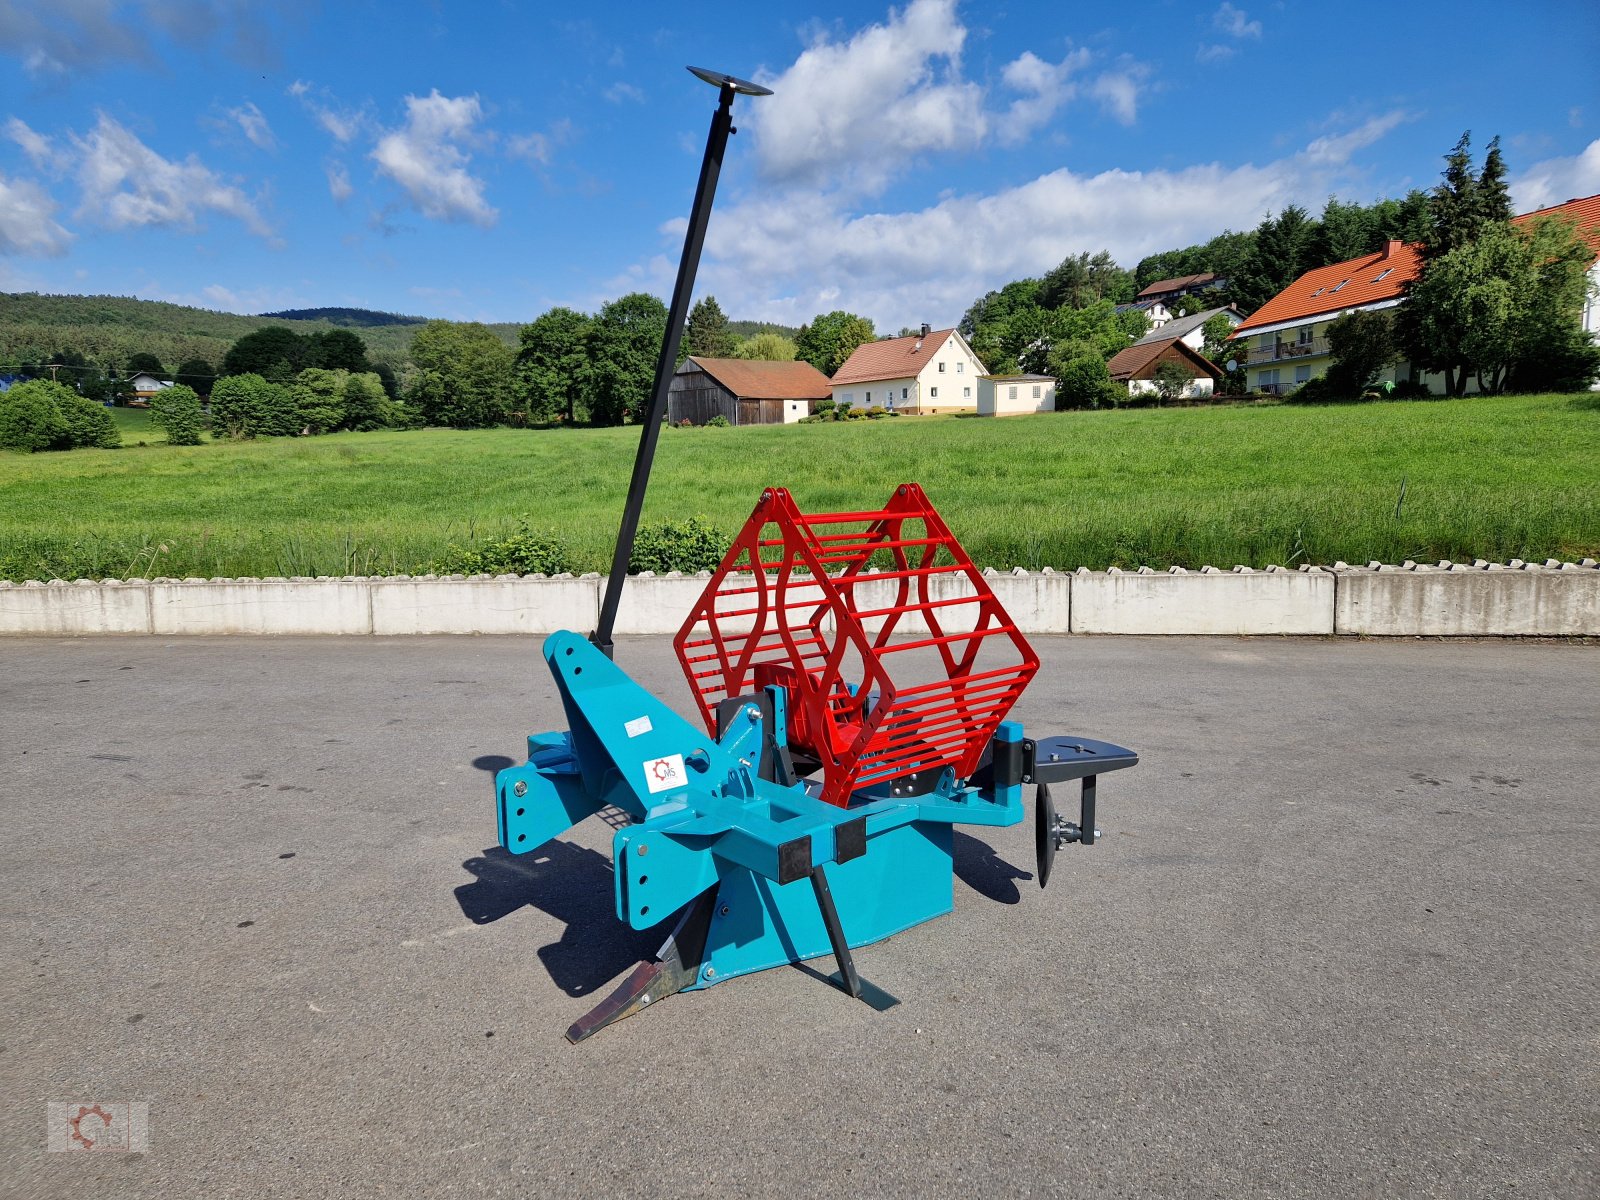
[913,334,985,413]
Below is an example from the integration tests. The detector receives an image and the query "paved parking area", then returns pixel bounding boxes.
[2,634,1596,1198]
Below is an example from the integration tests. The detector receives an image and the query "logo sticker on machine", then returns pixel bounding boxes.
[624,715,653,739]
[643,753,686,793]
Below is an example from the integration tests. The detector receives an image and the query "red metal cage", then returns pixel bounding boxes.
[673,484,1040,807]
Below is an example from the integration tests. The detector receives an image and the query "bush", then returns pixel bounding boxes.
[291,368,346,434]
[431,520,569,575]
[1055,356,1115,409]
[0,383,70,451]
[705,414,731,428]
[0,379,120,451]
[209,373,299,438]
[341,372,390,432]
[629,517,726,574]
[61,393,121,448]
[1325,310,1399,396]
[1284,377,1332,403]
[150,384,205,445]
[814,397,837,417]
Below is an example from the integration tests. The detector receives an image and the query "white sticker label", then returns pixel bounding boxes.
[643,753,686,794]
[624,715,653,739]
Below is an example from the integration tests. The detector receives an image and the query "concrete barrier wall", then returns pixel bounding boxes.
[0,560,1595,636]
[1070,566,1334,636]
[1333,560,1600,636]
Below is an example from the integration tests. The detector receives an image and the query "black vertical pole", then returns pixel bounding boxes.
[591,82,738,659]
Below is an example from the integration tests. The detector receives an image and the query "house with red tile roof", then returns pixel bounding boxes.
[1106,338,1223,400]
[1229,193,1600,395]
[1135,272,1224,306]
[668,356,832,426]
[829,324,988,414]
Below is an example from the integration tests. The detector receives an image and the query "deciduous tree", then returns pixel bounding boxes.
[734,332,797,361]
[794,310,876,376]
[406,321,514,428]
[585,293,668,426]
[516,307,593,423]
[222,326,310,379]
[176,357,215,395]
[1324,310,1399,396]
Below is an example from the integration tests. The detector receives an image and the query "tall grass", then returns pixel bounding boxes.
[1,393,1595,581]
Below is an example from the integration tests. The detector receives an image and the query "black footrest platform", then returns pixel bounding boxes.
[1026,735,1138,785]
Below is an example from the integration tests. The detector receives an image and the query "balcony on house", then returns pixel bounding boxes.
[1248,336,1329,364]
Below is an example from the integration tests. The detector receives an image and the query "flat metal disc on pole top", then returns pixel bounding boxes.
[687,66,773,96]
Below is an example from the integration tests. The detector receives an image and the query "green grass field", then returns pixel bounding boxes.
[1,393,1596,581]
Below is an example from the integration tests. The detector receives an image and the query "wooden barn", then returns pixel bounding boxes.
[667,356,832,426]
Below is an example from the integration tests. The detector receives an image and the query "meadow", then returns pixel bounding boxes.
[1,393,1595,581]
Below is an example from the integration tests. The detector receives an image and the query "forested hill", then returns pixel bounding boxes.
[260,306,426,328]
[0,292,521,372]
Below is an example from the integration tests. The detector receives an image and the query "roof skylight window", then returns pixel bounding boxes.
[1329,278,1350,293]
[1373,268,1394,282]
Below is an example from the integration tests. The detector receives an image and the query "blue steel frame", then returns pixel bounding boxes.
[495,631,1026,991]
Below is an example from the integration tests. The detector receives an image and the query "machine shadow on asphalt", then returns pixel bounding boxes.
[453,842,658,998]
[951,830,1033,904]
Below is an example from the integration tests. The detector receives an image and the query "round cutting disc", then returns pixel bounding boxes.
[687,66,773,96]
[1036,783,1057,889]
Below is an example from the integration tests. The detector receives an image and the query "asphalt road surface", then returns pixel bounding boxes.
[2,635,1596,1199]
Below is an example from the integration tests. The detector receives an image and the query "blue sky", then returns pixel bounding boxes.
[2,1,1596,332]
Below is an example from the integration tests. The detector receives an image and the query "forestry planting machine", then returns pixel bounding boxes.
[488,70,1138,1041]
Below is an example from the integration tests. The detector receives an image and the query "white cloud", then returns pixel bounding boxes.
[1213,3,1263,39]
[1196,43,1235,63]
[1512,138,1600,212]
[325,160,352,202]
[749,0,986,193]
[5,118,55,171]
[226,101,276,151]
[288,80,367,144]
[508,118,574,166]
[1302,110,1410,166]
[0,171,74,255]
[748,0,1151,196]
[604,82,645,105]
[996,48,1092,143]
[70,112,273,237]
[371,90,496,227]
[1087,63,1151,126]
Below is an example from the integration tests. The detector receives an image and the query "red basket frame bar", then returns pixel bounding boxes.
[673,484,1039,807]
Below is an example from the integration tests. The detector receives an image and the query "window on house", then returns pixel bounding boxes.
[901,388,908,400]
[1259,369,1279,388]
[1298,327,1314,345]
[1311,287,1324,297]
[1329,278,1349,293]
[956,361,963,373]
[962,386,971,398]
[1032,385,1042,398]
[865,391,871,403]
[1294,365,1311,384]
[842,393,853,406]
[938,362,946,372]
[930,386,938,398]
[1373,268,1394,282]
[1258,334,1272,349]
